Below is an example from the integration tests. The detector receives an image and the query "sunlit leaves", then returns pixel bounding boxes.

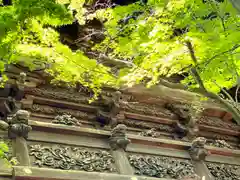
[94,0,240,95]
[1,0,240,100]
[0,141,8,159]
[56,0,87,25]
[0,0,117,98]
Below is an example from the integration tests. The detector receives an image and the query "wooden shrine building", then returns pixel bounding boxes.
[0,65,240,180]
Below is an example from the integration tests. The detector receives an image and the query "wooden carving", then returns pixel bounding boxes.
[123,102,177,119]
[166,103,199,140]
[52,114,82,126]
[207,163,240,180]
[0,72,26,120]
[26,86,95,105]
[189,137,209,161]
[31,104,96,120]
[199,116,239,131]
[128,154,195,178]
[207,139,234,149]
[29,144,116,172]
[8,110,32,139]
[97,91,124,127]
[138,128,160,138]
[118,118,173,133]
[109,124,130,150]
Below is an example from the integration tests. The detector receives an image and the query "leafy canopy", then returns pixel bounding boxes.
[0,0,115,99]
[0,0,240,99]
[94,0,240,94]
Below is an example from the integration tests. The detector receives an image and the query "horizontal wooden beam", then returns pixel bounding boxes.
[28,120,240,158]
[13,166,169,180]
[24,95,98,113]
[125,112,174,124]
[24,96,238,136]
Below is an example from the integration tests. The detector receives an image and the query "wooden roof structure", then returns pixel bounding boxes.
[0,65,239,180]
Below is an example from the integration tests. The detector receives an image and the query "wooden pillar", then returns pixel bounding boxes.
[13,137,30,166]
[192,161,213,180]
[109,124,134,175]
[111,148,134,175]
[8,110,32,166]
[189,137,214,180]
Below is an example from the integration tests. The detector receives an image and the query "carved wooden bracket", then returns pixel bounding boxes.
[96,91,124,127]
[109,124,131,150]
[8,110,32,139]
[189,137,209,161]
[21,95,34,109]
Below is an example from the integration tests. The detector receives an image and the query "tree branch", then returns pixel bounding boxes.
[229,0,240,13]
[75,31,104,43]
[158,78,187,90]
[185,40,240,125]
[212,80,234,102]
[185,41,206,90]
[99,54,135,68]
[235,85,239,103]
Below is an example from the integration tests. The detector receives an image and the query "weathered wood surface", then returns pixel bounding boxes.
[22,86,239,132]
[111,149,134,175]
[193,161,213,180]
[0,159,12,177]
[13,166,173,180]
[14,137,30,166]
[24,84,233,119]
[23,96,239,136]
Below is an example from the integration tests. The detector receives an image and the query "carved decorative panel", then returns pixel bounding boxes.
[199,116,239,131]
[31,104,96,120]
[207,163,240,180]
[29,144,116,173]
[138,128,160,138]
[206,140,237,150]
[52,114,82,126]
[128,154,195,179]
[123,103,177,119]
[26,86,95,104]
[198,131,239,143]
[118,119,173,133]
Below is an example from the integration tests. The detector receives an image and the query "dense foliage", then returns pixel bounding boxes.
[0,0,240,122]
[94,0,240,92]
[0,0,115,98]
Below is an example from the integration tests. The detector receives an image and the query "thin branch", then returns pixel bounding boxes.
[205,91,240,125]
[228,49,240,103]
[185,40,240,125]
[235,85,239,103]
[220,17,226,31]
[203,44,240,68]
[99,54,135,68]
[158,78,188,90]
[212,80,234,102]
[75,32,104,43]
[212,82,240,114]
[185,40,206,90]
